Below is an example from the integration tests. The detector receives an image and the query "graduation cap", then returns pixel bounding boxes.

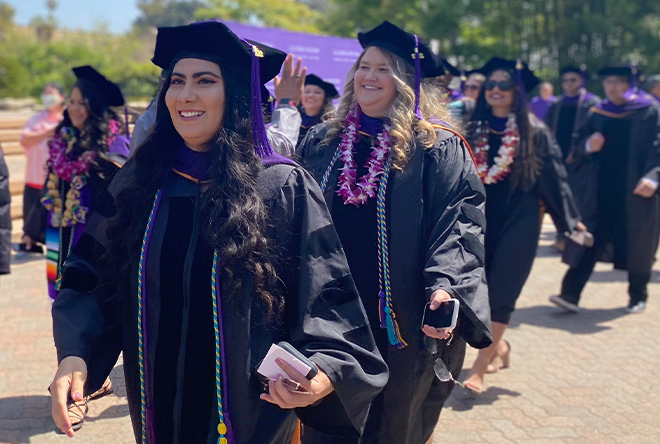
[358,21,435,119]
[152,21,287,157]
[72,66,128,137]
[478,57,540,92]
[72,66,125,107]
[304,74,339,99]
[440,58,461,77]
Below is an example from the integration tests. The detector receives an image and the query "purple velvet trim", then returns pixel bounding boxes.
[260,152,296,166]
[248,48,274,158]
[301,112,322,128]
[108,135,130,157]
[489,115,508,132]
[142,190,163,444]
[214,265,236,444]
[359,113,385,136]
[597,89,655,114]
[560,90,596,106]
[413,35,422,120]
[172,144,213,181]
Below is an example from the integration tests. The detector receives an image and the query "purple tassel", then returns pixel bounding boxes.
[248,45,273,158]
[515,59,527,110]
[413,35,422,120]
[124,105,130,139]
[378,291,387,329]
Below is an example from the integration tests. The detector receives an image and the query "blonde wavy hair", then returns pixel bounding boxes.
[323,46,455,170]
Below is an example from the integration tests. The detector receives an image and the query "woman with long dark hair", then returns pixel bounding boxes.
[48,21,386,443]
[23,66,130,301]
[296,74,338,147]
[461,58,584,394]
[298,21,492,444]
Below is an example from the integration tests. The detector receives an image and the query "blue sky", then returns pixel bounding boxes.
[6,0,141,34]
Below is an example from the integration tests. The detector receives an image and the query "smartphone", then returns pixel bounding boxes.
[422,299,460,330]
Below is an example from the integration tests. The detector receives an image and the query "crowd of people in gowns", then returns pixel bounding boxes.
[0,16,658,444]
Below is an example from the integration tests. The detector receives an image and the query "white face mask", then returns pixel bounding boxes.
[41,93,62,110]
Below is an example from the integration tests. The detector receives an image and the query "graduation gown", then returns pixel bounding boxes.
[296,112,323,150]
[298,122,492,443]
[478,117,580,324]
[545,91,601,161]
[52,156,388,444]
[568,104,660,273]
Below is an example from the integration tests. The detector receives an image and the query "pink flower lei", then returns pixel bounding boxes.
[473,113,519,184]
[336,103,393,207]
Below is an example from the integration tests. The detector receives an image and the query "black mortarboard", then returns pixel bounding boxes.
[440,58,461,77]
[304,74,339,99]
[152,20,287,158]
[478,57,540,92]
[357,21,436,76]
[72,66,125,107]
[560,65,584,76]
[597,65,636,79]
[152,21,285,85]
[358,21,434,119]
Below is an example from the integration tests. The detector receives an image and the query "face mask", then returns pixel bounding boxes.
[41,93,62,109]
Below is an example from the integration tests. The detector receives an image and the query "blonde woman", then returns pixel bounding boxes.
[298,21,492,444]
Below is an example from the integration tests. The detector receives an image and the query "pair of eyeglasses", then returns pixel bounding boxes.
[562,78,580,83]
[433,357,464,388]
[464,84,480,91]
[484,80,515,91]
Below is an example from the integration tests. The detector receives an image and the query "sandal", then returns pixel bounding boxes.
[87,378,113,401]
[461,381,482,396]
[67,399,88,431]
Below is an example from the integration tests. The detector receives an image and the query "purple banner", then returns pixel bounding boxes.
[225,21,362,97]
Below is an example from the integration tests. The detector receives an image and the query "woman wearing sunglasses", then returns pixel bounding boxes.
[461,57,584,394]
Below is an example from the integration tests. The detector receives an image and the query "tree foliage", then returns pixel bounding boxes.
[134,0,206,31]
[196,0,320,33]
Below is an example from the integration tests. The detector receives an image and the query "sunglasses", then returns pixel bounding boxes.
[484,80,516,91]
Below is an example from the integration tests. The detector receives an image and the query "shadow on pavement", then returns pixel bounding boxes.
[445,384,521,412]
[10,252,45,265]
[509,304,627,334]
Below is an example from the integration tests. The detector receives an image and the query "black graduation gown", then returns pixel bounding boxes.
[296,113,323,150]
[298,123,492,444]
[479,119,581,324]
[52,159,389,444]
[545,92,601,161]
[569,104,660,273]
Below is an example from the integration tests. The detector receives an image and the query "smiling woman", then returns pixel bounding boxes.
[298,21,492,444]
[166,59,227,151]
[48,20,387,444]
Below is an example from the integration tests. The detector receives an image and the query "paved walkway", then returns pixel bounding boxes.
[0,222,658,443]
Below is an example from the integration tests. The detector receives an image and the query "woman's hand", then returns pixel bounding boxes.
[633,178,658,198]
[422,289,454,340]
[21,235,35,250]
[49,356,87,437]
[587,132,605,153]
[260,358,334,409]
[576,221,587,232]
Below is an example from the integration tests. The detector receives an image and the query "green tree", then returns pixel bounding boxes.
[134,0,206,31]
[196,0,321,33]
[0,2,15,38]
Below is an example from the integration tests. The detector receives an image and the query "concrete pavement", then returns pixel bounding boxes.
[0,222,658,443]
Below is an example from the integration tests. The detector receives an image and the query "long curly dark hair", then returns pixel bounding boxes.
[54,80,123,163]
[102,60,282,319]
[466,69,539,189]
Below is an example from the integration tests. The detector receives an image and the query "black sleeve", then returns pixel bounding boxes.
[51,166,133,395]
[423,133,492,349]
[535,127,581,234]
[641,106,660,186]
[269,166,388,436]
